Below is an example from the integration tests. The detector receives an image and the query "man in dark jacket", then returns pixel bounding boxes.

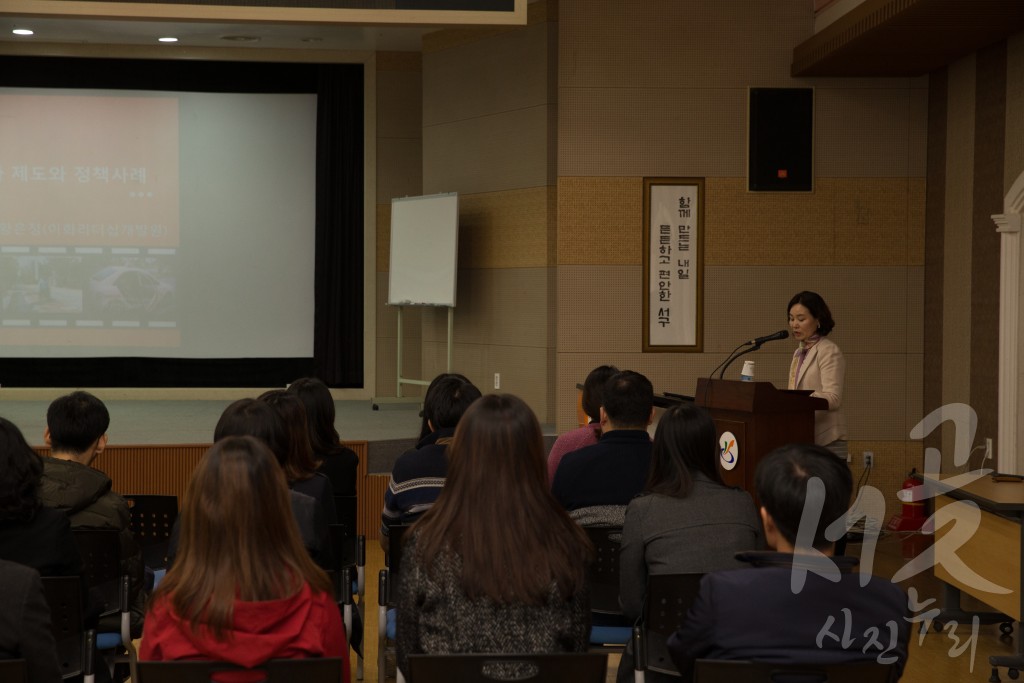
[37,390,147,637]
[667,443,910,679]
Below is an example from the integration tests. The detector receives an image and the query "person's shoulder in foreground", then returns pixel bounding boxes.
[0,559,63,683]
[667,443,910,679]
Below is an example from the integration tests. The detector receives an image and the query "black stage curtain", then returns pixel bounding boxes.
[314,66,364,387]
[0,57,363,388]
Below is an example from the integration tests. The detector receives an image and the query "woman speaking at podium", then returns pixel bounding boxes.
[787,291,847,460]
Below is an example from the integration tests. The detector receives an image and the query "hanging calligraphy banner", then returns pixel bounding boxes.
[643,177,704,352]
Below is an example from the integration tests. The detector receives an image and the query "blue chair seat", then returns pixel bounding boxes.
[96,631,122,650]
[386,608,397,641]
[590,625,631,646]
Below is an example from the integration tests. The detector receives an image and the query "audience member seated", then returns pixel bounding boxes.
[0,559,62,683]
[288,377,360,498]
[379,373,481,551]
[667,443,910,679]
[396,394,591,679]
[36,391,147,637]
[551,370,654,526]
[167,399,331,569]
[616,403,764,683]
[546,364,618,486]
[260,390,338,524]
[140,437,349,681]
[0,418,82,577]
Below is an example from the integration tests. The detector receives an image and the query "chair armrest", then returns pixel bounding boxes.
[340,566,354,641]
[632,625,645,683]
[84,629,96,683]
[377,569,389,640]
[356,535,366,597]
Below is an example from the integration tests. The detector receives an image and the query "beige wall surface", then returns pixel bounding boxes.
[555,0,927,516]
[376,2,558,417]
[376,1,1018,515]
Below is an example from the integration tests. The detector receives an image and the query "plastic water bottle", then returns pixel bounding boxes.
[740,360,755,382]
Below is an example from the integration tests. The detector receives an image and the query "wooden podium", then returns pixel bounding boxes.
[694,378,827,497]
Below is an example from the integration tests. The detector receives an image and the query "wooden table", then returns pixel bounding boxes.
[927,474,1024,677]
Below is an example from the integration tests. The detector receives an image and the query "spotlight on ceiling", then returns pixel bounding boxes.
[12,29,34,36]
[158,36,179,43]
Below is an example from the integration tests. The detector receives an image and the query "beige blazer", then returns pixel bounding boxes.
[788,336,847,446]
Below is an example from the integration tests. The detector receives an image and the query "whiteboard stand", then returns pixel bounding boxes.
[371,305,454,410]
[373,192,459,411]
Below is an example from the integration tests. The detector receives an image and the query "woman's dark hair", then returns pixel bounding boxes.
[787,290,836,336]
[646,403,723,497]
[258,390,319,482]
[581,365,619,423]
[213,398,289,467]
[413,394,592,604]
[0,417,43,521]
[286,377,345,459]
[418,373,473,440]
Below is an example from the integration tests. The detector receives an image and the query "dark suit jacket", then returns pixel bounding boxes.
[668,552,910,679]
[0,559,62,683]
[551,429,652,511]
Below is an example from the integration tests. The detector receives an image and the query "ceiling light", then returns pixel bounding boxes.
[158,36,178,43]
[12,29,34,36]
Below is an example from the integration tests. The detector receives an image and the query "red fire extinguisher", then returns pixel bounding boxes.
[887,468,926,532]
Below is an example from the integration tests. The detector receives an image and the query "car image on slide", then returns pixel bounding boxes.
[85,266,175,317]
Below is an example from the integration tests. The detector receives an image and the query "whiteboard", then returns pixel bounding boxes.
[388,193,459,307]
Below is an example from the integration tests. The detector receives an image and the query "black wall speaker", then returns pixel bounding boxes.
[748,87,814,192]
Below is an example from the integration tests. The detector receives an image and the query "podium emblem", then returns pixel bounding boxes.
[719,431,738,471]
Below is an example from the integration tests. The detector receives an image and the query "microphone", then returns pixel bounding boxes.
[746,330,789,346]
[714,331,790,381]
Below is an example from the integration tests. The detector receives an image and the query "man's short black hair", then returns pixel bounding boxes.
[426,375,482,430]
[601,370,654,428]
[755,443,853,550]
[46,391,110,455]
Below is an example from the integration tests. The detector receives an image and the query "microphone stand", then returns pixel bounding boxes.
[707,341,750,382]
[718,343,762,380]
[701,341,750,408]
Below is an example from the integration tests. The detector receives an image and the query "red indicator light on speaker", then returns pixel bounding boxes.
[777,169,788,178]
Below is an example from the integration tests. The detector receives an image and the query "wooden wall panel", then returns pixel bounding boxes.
[36,440,373,534]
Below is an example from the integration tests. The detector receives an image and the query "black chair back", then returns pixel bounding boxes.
[693,659,897,683]
[0,659,27,682]
[640,573,704,676]
[135,657,344,683]
[71,528,121,617]
[583,527,624,615]
[332,495,358,567]
[406,652,607,683]
[124,494,178,568]
[40,576,86,678]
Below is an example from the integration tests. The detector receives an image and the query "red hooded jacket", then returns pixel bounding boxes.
[140,582,348,682]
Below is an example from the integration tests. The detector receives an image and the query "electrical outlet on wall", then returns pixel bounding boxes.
[986,437,994,460]
[862,451,874,468]
[494,373,501,390]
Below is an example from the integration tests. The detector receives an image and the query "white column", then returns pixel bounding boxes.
[994,212,1021,474]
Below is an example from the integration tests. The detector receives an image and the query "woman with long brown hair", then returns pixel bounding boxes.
[396,393,592,677]
[140,436,348,681]
[287,378,359,497]
[259,390,338,525]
